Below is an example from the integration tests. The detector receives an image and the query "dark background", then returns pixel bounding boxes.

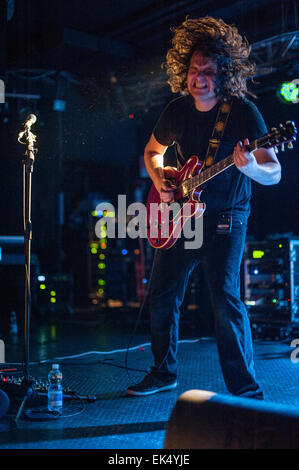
[0,0,298,314]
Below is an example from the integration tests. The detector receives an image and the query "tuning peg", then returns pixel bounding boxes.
[287,142,293,149]
[274,146,279,154]
[281,143,285,152]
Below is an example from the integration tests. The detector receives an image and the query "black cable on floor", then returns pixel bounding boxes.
[24,395,85,421]
[124,252,156,385]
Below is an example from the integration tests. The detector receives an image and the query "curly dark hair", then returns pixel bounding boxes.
[164,16,255,99]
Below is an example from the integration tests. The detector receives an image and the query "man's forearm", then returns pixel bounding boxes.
[144,151,164,186]
[240,160,281,185]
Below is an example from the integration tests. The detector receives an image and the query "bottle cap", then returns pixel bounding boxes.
[52,364,59,369]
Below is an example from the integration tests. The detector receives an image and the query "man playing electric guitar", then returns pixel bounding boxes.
[126,17,281,398]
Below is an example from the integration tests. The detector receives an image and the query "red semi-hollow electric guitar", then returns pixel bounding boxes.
[146,121,297,249]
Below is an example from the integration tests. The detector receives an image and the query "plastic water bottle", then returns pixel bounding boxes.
[47,364,63,413]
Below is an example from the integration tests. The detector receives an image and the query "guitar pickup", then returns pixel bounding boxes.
[182,183,188,197]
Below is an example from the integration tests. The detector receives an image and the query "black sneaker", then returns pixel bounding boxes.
[126,373,177,396]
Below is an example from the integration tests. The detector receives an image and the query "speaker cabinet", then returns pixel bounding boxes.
[164,390,299,449]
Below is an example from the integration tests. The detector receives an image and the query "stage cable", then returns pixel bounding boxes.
[123,252,156,384]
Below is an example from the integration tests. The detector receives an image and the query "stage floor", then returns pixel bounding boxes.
[0,316,299,449]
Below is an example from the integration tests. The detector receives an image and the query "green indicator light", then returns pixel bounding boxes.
[98,263,106,269]
[50,291,56,297]
[279,82,299,103]
[50,325,56,341]
[279,244,283,248]
[98,279,106,286]
[272,299,277,303]
[50,297,56,304]
[40,284,46,290]
[252,250,264,259]
[98,288,104,294]
[91,248,97,254]
[91,210,98,217]
[99,254,105,260]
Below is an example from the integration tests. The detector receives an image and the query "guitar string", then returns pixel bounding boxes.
[177,130,293,196]
[149,126,295,243]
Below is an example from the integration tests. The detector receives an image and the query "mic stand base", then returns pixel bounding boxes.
[13,378,37,426]
[6,375,91,426]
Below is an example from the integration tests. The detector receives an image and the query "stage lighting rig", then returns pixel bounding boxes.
[277,80,299,104]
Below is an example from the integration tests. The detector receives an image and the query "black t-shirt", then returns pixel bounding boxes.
[153,95,268,219]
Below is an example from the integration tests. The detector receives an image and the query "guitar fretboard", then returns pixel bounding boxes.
[181,140,257,194]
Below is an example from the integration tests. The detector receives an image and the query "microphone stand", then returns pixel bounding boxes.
[11,116,92,424]
[14,117,38,424]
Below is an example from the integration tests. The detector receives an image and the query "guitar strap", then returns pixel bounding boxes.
[203,99,232,169]
[203,99,233,234]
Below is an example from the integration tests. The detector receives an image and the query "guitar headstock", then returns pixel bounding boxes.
[261,121,297,153]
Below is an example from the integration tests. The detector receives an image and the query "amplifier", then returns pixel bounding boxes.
[0,236,39,267]
[244,238,299,326]
[36,274,74,315]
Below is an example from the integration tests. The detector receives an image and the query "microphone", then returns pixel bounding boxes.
[24,114,37,129]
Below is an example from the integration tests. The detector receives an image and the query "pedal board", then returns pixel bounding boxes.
[0,374,96,402]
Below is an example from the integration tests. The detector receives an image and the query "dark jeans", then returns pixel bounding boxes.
[149,213,263,398]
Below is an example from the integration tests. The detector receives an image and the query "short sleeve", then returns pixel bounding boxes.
[237,99,268,142]
[153,101,176,147]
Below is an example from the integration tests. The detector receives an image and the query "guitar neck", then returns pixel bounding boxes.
[183,140,258,194]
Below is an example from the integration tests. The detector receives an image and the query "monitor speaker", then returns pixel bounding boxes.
[164,389,299,449]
